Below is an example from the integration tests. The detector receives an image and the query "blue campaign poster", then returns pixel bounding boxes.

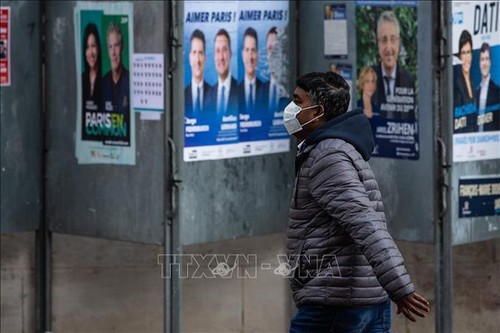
[356,1,419,160]
[184,1,239,157]
[237,1,290,146]
[452,1,500,162]
[183,1,290,162]
[459,176,500,218]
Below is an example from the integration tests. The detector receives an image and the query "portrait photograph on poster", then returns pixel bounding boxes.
[183,0,290,162]
[356,1,419,160]
[74,2,135,165]
[452,1,500,162]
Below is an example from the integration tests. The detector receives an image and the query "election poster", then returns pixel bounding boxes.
[0,6,10,87]
[452,1,500,162]
[183,0,290,162]
[459,176,500,218]
[324,4,348,59]
[74,2,135,165]
[237,0,290,156]
[356,1,419,160]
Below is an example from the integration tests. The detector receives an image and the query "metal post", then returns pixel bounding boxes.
[435,1,453,332]
[36,2,52,332]
[164,0,172,331]
[165,1,182,332]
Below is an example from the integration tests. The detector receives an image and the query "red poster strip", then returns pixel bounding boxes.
[0,7,11,86]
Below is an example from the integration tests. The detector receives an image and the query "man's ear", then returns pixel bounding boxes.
[316,104,325,116]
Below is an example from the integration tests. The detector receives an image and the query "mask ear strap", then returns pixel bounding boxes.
[319,105,325,115]
[301,112,324,127]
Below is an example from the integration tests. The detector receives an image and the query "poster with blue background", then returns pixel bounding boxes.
[184,1,290,162]
[184,1,239,161]
[356,1,419,160]
[452,1,500,162]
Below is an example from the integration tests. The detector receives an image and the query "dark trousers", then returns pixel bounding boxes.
[289,300,391,333]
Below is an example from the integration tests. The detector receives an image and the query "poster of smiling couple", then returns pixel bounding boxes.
[183,0,290,162]
[452,1,499,162]
[74,2,135,165]
[356,1,419,160]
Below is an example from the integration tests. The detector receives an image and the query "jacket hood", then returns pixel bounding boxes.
[304,109,375,161]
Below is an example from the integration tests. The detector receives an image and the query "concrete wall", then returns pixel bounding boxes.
[1,232,164,333]
[1,232,499,332]
[0,233,36,333]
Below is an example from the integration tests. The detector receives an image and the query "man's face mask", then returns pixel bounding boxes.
[283,101,323,135]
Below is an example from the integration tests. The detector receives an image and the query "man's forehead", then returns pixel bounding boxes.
[379,21,398,33]
[244,35,256,45]
[191,38,204,48]
[108,31,121,41]
[215,35,229,45]
[293,87,309,98]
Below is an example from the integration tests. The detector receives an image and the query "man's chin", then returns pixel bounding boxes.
[383,62,395,70]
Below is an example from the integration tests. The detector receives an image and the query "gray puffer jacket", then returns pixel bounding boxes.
[287,109,414,307]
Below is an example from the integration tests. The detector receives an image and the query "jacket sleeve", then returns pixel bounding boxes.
[308,147,415,302]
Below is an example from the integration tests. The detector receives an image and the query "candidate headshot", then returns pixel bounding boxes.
[266,26,282,112]
[372,11,415,118]
[475,42,500,132]
[102,21,130,114]
[452,29,476,133]
[266,26,278,81]
[214,29,238,116]
[357,66,378,119]
[82,23,102,106]
[239,27,269,114]
[81,23,103,142]
[185,29,214,117]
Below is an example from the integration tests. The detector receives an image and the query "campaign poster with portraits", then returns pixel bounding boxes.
[356,1,419,160]
[74,2,135,165]
[183,0,290,162]
[237,0,290,156]
[452,1,500,162]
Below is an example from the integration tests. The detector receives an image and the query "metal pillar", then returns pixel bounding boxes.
[36,3,52,332]
[165,1,182,332]
[435,1,453,332]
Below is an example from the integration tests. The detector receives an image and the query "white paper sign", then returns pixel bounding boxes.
[132,53,164,113]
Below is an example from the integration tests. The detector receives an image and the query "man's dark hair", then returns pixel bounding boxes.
[296,72,350,120]
[215,28,231,49]
[243,27,258,46]
[479,42,490,55]
[458,29,472,53]
[267,26,277,37]
[82,23,102,75]
[190,29,206,51]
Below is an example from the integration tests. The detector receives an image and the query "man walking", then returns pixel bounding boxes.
[284,72,429,332]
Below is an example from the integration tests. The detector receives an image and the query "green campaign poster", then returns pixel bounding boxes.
[74,2,135,165]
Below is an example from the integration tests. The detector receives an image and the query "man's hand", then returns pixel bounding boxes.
[396,292,430,322]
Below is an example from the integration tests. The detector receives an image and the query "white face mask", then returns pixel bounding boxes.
[283,101,323,135]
